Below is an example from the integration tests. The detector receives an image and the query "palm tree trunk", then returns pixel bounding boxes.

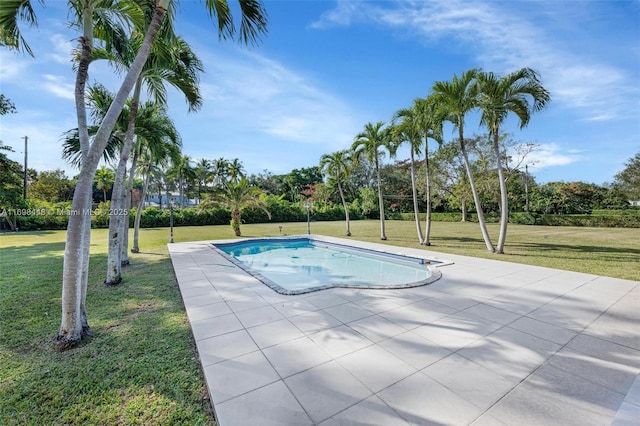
[337,181,351,236]
[459,129,495,253]
[494,129,509,254]
[56,16,93,350]
[56,3,168,349]
[132,162,151,253]
[375,157,386,240]
[105,79,142,285]
[461,198,468,222]
[231,208,241,236]
[409,147,424,244]
[423,140,432,246]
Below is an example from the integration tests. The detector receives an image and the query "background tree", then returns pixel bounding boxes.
[29,169,74,202]
[194,158,212,203]
[0,94,16,115]
[352,121,394,240]
[200,176,270,236]
[94,166,115,202]
[320,149,353,236]
[613,151,640,201]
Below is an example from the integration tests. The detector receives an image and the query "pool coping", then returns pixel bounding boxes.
[210,236,447,295]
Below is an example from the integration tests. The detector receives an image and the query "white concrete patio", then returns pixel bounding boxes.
[168,235,640,426]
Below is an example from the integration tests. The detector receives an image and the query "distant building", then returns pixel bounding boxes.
[630,200,640,207]
[146,192,198,208]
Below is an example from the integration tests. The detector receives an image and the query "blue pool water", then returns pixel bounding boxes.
[213,238,442,294]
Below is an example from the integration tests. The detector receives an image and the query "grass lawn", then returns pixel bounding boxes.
[1,220,638,425]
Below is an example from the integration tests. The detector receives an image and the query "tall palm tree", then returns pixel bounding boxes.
[1,0,268,349]
[200,176,270,236]
[352,121,394,240]
[431,68,496,253]
[194,158,212,203]
[476,68,550,254]
[393,107,425,244]
[131,110,181,253]
[414,96,444,246]
[320,150,353,236]
[100,32,203,284]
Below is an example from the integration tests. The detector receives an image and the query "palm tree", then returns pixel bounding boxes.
[393,107,425,244]
[200,176,270,236]
[227,158,246,183]
[168,154,195,207]
[94,165,115,202]
[476,68,550,254]
[352,121,394,240]
[100,32,204,284]
[414,96,444,246]
[1,0,268,349]
[131,110,181,253]
[194,158,212,203]
[320,150,353,236]
[212,157,230,188]
[431,68,496,253]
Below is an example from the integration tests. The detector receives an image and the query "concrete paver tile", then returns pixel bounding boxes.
[423,353,518,410]
[336,344,416,393]
[508,316,577,345]
[308,324,373,358]
[247,318,305,348]
[262,336,332,378]
[378,371,482,425]
[378,330,451,370]
[203,350,280,403]
[486,364,624,426]
[190,312,243,341]
[214,380,313,426]
[284,360,372,423]
[197,329,258,366]
[319,395,410,426]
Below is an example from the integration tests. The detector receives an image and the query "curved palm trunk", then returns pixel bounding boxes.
[132,162,152,253]
[375,157,386,240]
[106,80,142,285]
[124,146,140,255]
[57,4,168,349]
[459,127,494,252]
[337,181,351,236]
[422,138,432,246]
[494,128,509,254]
[409,147,424,244]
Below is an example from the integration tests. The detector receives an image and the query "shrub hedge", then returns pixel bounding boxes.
[11,204,639,231]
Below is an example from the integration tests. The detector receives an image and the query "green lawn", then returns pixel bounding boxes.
[1,220,638,425]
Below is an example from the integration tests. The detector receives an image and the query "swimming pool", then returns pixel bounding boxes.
[212,237,442,295]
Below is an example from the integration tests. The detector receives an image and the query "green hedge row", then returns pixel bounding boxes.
[395,211,640,228]
[11,205,639,231]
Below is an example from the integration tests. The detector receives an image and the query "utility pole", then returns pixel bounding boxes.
[22,136,28,199]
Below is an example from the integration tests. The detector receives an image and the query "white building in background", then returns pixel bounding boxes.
[145,192,198,208]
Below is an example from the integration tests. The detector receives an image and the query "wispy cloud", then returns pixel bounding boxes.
[42,74,75,100]
[527,143,582,170]
[311,0,638,122]
[46,34,74,64]
[192,48,362,150]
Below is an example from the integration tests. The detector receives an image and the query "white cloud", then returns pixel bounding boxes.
[191,48,362,150]
[47,34,74,64]
[311,0,638,122]
[42,74,75,100]
[526,143,582,170]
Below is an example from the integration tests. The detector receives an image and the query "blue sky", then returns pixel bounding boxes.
[1,0,638,185]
